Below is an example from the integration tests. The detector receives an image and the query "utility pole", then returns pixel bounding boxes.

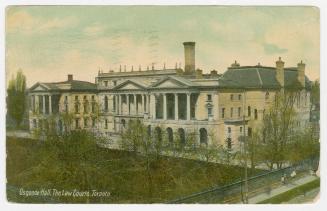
[243,89,248,203]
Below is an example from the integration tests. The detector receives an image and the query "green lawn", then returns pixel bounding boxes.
[7,136,262,203]
[259,179,320,204]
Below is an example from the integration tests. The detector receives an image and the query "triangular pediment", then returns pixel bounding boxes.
[113,80,146,90]
[29,83,49,92]
[151,77,190,89]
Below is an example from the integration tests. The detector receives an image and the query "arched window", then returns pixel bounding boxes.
[199,128,208,145]
[178,128,186,145]
[121,119,126,128]
[104,96,109,112]
[166,127,174,143]
[155,127,162,143]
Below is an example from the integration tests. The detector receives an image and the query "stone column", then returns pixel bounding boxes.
[163,93,167,120]
[187,93,191,120]
[141,94,145,114]
[118,95,121,115]
[115,95,119,114]
[43,95,46,114]
[147,94,150,114]
[133,94,137,115]
[49,95,52,114]
[174,93,179,120]
[152,94,156,120]
[126,94,130,115]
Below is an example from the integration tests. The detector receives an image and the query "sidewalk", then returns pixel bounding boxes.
[248,175,318,204]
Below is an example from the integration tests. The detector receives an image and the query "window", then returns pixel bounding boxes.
[228,127,231,133]
[248,106,251,117]
[65,104,68,113]
[74,103,79,113]
[91,102,95,113]
[238,94,242,100]
[84,118,88,127]
[105,119,108,129]
[207,94,212,101]
[92,118,96,127]
[113,80,117,86]
[230,107,233,117]
[91,95,95,100]
[83,95,87,100]
[230,94,234,101]
[75,96,79,101]
[265,92,270,100]
[248,127,252,137]
[238,107,241,117]
[65,96,68,102]
[104,96,109,112]
[104,81,108,87]
[254,109,258,120]
[221,108,225,118]
[208,107,212,116]
[240,127,243,133]
[75,118,79,129]
[84,103,88,113]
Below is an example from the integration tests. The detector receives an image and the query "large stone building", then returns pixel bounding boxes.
[28,42,311,150]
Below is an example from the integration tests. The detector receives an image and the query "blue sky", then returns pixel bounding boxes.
[6,6,319,86]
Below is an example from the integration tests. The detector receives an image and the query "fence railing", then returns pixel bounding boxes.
[167,158,319,204]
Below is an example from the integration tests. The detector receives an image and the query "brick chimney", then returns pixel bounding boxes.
[230,60,240,68]
[183,42,196,75]
[297,60,305,87]
[276,57,284,87]
[196,69,203,79]
[68,74,73,81]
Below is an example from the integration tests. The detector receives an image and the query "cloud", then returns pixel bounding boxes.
[263,43,288,55]
[6,10,77,34]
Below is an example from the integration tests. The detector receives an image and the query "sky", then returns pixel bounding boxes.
[5,6,320,87]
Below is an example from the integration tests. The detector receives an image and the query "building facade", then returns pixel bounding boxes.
[28,42,311,150]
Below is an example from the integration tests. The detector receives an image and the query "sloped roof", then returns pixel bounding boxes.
[29,80,97,92]
[218,66,311,89]
[150,75,197,88]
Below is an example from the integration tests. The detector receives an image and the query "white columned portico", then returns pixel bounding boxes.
[42,95,46,114]
[187,93,191,120]
[174,93,179,120]
[49,95,52,114]
[163,93,167,120]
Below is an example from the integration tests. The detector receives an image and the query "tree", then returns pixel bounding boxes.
[310,80,320,111]
[256,91,298,170]
[7,70,26,128]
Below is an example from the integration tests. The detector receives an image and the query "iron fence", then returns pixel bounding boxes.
[167,157,319,204]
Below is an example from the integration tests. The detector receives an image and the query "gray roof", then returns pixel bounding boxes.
[29,80,97,92]
[218,66,311,89]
